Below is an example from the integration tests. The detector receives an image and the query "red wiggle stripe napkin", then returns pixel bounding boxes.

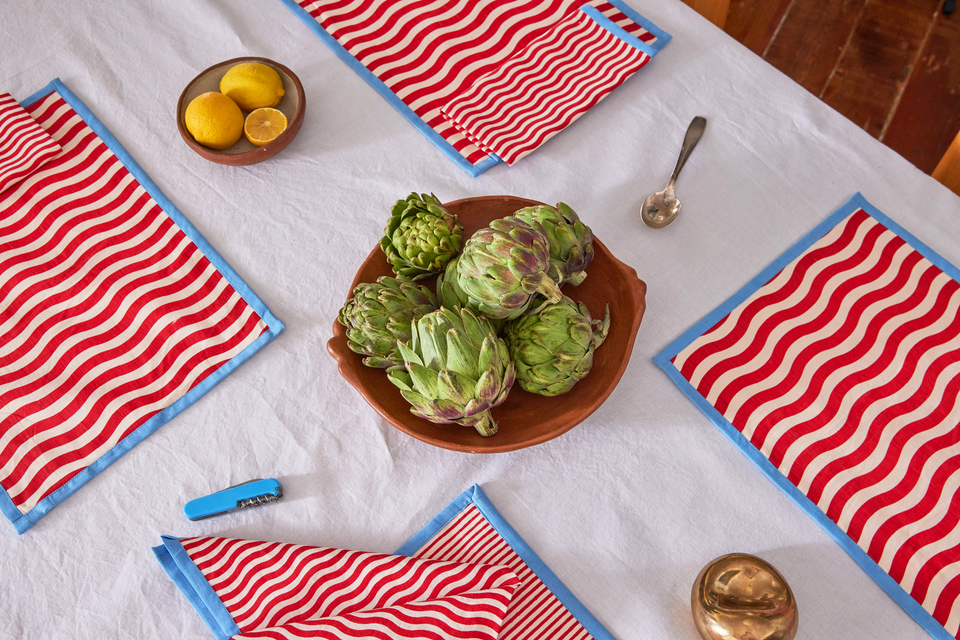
[440,6,655,165]
[158,537,520,639]
[280,0,669,175]
[0,92,61,194]
[157,486,620,640]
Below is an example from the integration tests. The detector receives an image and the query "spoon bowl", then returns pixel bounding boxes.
[642,189,681,229]
[642,116,707,229]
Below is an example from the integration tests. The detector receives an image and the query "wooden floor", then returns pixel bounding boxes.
[724,0,960,174]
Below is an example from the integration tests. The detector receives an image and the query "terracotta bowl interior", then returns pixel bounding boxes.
[176,56,305,166]
[327,196,648,453]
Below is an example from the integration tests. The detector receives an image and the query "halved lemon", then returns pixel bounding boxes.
[244,108,287,147]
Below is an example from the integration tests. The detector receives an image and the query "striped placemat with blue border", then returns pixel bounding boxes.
[0,79,283,534]
[655,193,960,640]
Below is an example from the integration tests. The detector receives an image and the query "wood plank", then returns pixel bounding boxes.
[933,130,960,195]
[681,0,731,29]
[819,0,939,138]
[762,0,867,96]
[881,11,960,174]
[724,0,793,55]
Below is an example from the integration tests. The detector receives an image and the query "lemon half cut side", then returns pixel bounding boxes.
[244,108,288,147]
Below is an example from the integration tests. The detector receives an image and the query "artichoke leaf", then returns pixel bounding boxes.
[477,335,507,372]
[399,389,433,415]
[473,369,504,402]
[430,398,465,421]
[396,341,423,368]
[445,329,481,378]
[417,321,448,370]
[493,364,515,404]
[516,341,554,365]
[458,309,489,344]
[406,361,440,397]
[387,369,414,392]
[593,303,611,347]
[565,321,593,347]
[364,354,401,369]
[436,370,476,405]
[462,397,493,417]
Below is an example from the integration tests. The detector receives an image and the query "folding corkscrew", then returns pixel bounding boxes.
[183,478,283,521]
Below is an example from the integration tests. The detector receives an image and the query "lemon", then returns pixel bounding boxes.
[244,108,287,146]
[220,63,285,111]
[184,92,244,150]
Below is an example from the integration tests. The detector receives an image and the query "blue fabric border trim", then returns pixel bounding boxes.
[22,82,64,108]
[580,5,660,58]
[396,485,618,640]
[153,537,240,639]
[652,192,954,640]
[275,0,493,177]
[5,80,284,534]
[0,489,23,529]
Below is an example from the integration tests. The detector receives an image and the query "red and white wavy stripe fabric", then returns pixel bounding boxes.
[672,208,960,637]
[179,536,520,639]
[412,503,596,640]
[295,0,658,166]
[440,8,650,165]
[0,92,61,194]
[0,91,269,515]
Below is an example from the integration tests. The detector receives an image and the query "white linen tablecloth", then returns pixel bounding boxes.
[2,0,957,638]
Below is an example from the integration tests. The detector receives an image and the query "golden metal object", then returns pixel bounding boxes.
[691,553,798,640]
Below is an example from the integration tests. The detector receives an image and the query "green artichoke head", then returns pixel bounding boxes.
[387,307,515,436]
[379,192,463,280]
[337,275,438,368]
[511,202,594,286]
[436,256,505,334]
[454,216,563,321]
[504,295,610,396]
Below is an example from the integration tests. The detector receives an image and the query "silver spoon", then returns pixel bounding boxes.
[642,116,707,229]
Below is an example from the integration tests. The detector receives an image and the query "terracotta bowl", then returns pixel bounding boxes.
[176,57,305,166]
[327,196,648,453]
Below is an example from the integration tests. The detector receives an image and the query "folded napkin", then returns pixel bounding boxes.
[0,92,61,194]
[0,80,283,534]
[279,0,669,175]
[440,6,657,166]
[656,193,960,640]
[155,537,520,640]
[158,485,618,640]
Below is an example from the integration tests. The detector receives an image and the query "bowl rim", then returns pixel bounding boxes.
[327,195,648,453]
[176,56,306,166]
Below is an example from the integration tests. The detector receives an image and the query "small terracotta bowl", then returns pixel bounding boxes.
[176,56,305,166]
[327,196,648,453]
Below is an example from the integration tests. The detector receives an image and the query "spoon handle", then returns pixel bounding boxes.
[667,116,707,189]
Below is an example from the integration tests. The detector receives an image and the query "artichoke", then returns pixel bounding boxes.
[380,192,463,279]
[511,202,593,286]
[435,256,505,334]
[454,216,563,320]
[338,276,438,368]
[504,295,610,396]
[388,307,515,436]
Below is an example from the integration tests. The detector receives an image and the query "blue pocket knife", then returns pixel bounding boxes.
[184,478,283,521]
